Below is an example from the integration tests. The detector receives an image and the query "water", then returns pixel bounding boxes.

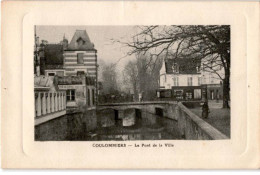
[35,109,182,141]
[88,109,182,141]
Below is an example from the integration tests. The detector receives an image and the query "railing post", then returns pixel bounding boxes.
[55,93,58,112]
[57,92,60,111]
[60,93,62,110]
[64,92,66,109]
[60,92,63,110]
[51,93,55,112]
[61,92,63,110]
[42,92,46,115]
[46,92,51,114]
[36,92,42,117]
[60,92,62,110]
[49,93,52,112]
[58,93,60,111]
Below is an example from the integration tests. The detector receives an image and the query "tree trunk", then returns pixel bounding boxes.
[133,82,138,102]
[222,71,230,108]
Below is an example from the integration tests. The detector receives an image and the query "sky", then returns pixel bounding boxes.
[36,25,138,71]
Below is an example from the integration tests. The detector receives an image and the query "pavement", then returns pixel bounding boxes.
[190,100,231,138]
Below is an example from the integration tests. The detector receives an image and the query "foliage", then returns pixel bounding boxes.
[116,25,230,108]
[123,54,163,101]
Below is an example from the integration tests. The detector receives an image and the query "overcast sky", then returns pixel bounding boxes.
[36,25,138,71]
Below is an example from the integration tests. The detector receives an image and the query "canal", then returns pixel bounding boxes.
[35,108,182,141]
[84,108,181,141]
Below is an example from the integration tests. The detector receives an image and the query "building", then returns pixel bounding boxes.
[34,76,67,125]
[63,30,97,77]
[36,29,98,109]
[201,63,224,101]
[56,75,96,108]
[158,57,207,101]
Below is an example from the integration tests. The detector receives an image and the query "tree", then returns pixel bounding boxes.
[101,63,118,95]
[123,54,163,101]
[123,60,139,101]
[116,25,230,108]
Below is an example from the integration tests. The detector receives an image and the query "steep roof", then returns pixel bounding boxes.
[43,44,64,69]
[34,75,58,91]
[165,58,201,74]
[67,30,96,51]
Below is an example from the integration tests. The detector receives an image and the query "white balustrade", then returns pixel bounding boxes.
[35,91,67,117]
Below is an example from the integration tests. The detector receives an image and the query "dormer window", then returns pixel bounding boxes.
[172,63,179,73]
[196,65,201,73]
[76,37,85,46]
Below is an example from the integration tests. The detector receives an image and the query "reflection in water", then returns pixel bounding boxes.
[91,109,181,141]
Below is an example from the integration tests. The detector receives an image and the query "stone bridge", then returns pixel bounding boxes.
[97,101,228,140]
[97,101,177,119]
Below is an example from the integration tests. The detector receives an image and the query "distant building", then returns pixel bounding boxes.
[160,58,202,88]
[159,57,206,101]
[35,29,98,109]
[158,56,223,101]
[201,62,224,100]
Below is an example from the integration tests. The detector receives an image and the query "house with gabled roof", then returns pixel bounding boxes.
[63,30,97,77]
[36,29,98,109]
[159,57,206,101]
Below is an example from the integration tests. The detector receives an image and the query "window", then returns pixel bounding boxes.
[172,63,179,73]
[174,90,183,100]
[48,73,55,76]
[92,89,95,105]
[185,91,193,100]
[187,77,193,86]
[56,71,64,76]
[77,53,84,64]
[194,89,202,99]
[196,64,201,73]
[173,77,179,86]
[77,37,85,46]
[66,89,75,101]
[87,89,90,106]
[198,77,201,86]
[77,71,85,76]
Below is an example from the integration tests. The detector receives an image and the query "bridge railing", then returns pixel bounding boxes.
[176,102,228,140]
[97,101,228,140]
[34,91,67,126]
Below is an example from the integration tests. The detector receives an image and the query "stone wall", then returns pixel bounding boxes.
[98,101,228,140]
[35,109,97,141]
[97,109,116,127]
[175,102,228,140]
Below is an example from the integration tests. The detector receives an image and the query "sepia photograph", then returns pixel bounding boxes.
[2,1,259,169]
[34,25,230,141]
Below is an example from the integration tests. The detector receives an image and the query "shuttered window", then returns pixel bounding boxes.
[77,53,84,64]
[187,77,193,86]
